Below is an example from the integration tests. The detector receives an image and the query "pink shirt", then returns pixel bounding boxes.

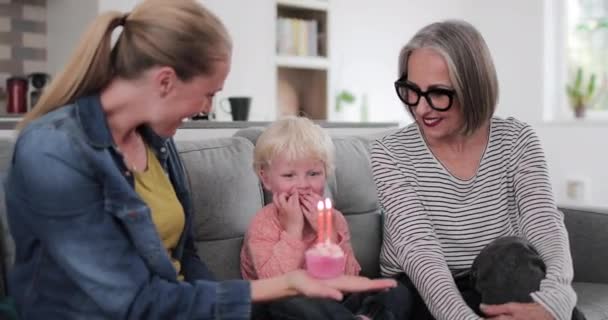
[240,203,361,280]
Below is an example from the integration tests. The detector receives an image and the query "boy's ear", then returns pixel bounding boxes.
[258,168,272,191]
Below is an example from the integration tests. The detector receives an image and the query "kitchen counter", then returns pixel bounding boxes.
[0,115,22,130]
[0,117,399,130]
[181,120,398,129]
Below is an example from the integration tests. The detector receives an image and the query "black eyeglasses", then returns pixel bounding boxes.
[394,75,456,112]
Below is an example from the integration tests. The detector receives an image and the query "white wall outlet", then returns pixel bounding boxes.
[565,177,590,202]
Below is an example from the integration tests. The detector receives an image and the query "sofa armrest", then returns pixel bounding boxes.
[560,206,608,284]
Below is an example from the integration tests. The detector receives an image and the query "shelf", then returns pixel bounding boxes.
[275,0,330,120]
[276,55,329,70]
[0,115,24,120]
[277,0,328,11]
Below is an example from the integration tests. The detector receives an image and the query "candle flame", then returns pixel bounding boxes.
[317,200,325,211]
[324,198,332,210]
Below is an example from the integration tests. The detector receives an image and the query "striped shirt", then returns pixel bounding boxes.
[371,117,576,320]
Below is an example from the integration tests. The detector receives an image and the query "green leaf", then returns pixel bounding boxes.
[574,67,583,91]
[587,73,596,97]
[335,90,357,112]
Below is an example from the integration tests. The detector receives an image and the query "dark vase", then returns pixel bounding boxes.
[574,104,585,118]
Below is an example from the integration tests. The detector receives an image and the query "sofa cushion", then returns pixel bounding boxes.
[177,137,263,280]
[561,207,608,284]
[573,282,608,320]
[329,136,378,215]
[330,135,382,278]
[344,213,382,278]
[0,139,15,297]
[0,175,8,296]
[233,127,264,146]
[233,127,275,205]
[0,139,13,173]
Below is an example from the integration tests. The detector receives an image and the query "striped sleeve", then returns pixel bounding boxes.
[512,125,577,320]
[371,141,481,320]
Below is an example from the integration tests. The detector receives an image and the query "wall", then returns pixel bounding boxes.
[463,0,608,208]
[97,0,140,13]
[200,0,276,122]
[327,0,608,208]
[0,0,47,75]
[329,0,470,124]
[46,0,142,77]
[45,0,275,122]
[46,0,97,77]
[0,0,47,112]
[328,0,546,124]
[37,1,608,208]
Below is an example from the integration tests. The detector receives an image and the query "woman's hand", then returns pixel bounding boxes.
[274,191,305,239]
[481,302,554,320]
[286,270,397,301]
[251,270,396,303]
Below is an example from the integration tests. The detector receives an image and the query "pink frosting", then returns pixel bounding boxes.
[305,243,346,279]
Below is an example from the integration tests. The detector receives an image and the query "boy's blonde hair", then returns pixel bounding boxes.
[254,116,335,175]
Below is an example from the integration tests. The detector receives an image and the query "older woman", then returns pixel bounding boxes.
[371,20,584,320]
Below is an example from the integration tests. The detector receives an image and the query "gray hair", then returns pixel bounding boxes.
[398,20,498,135]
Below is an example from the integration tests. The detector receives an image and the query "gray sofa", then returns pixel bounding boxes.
[1,128,607,319]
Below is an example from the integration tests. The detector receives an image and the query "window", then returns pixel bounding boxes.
[565,0,608,117]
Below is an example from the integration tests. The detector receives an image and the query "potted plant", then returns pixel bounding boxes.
[566,67,596,118]
[335,90,356,113]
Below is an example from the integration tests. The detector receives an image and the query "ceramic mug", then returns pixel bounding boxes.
[220,97,251,121]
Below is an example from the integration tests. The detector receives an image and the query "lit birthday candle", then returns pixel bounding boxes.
[305,197,345,279]
[317,200,325,244]
[324,198,332,244]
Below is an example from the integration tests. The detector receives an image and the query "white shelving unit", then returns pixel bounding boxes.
[276,55,329,70]
[276,0,329,11]
[275,0,330,119]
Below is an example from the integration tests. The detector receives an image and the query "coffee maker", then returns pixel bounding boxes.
[28,72,51,110]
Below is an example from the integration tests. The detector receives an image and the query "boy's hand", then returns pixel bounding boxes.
[299,192,323,230]
[300,193,338,242]
[274,191,304,239]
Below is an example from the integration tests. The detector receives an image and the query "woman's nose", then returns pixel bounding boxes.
[201,98,213,114]
[414,96,433,115]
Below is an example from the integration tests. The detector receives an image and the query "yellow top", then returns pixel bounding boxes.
[134,145,185,279]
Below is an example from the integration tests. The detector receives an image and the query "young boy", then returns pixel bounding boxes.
[241,117,399,320]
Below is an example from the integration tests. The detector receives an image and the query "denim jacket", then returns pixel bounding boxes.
[4,95,251,319]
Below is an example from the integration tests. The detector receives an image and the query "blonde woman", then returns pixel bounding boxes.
[372,20,585,320]
[3,1,395,319]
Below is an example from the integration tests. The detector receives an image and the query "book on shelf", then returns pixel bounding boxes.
[276,17,319,57]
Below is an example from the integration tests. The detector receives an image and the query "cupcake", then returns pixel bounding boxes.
[305,242,346,279]
[305,198,345,279]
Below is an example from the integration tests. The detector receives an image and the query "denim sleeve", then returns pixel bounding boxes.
[8,127,251,319]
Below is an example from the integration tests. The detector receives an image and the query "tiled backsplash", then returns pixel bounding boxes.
[0,0,47,109]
